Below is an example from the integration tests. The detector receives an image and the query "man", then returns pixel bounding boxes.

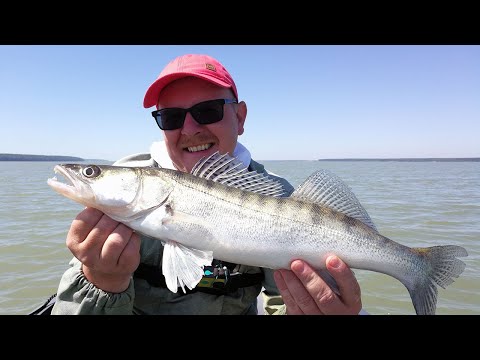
[51,54,363,315]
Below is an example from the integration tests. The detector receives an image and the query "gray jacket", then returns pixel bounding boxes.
[51,153,294,315]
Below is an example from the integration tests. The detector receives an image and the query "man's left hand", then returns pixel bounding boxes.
[273,255,362,315]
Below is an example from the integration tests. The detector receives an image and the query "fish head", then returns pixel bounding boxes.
[47,164,173,219]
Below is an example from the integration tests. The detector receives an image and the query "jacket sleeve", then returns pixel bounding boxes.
[50,257,135,315]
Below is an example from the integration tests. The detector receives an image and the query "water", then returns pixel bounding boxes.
[1,160,479,315]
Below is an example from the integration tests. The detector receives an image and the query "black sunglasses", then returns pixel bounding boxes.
[151,98,238,131]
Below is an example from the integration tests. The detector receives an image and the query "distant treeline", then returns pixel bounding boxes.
[0,153,85,161]
[318,158,480,162]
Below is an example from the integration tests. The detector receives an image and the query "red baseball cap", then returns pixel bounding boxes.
[143,54,239,108]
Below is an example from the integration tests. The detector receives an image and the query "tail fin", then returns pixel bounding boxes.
[408,245,468,315]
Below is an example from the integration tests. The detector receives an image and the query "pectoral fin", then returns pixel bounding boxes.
[161,240,213,293]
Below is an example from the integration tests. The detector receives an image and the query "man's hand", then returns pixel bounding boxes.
[273,255,362,315]
[66,207,141,293]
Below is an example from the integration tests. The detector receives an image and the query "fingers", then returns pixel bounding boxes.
[274,269,307,315]
[97,223,132,265]
[100,224,140,272]
[326,255,362,313]
[68,208,120,265]
[66,207,140,274]
[276,260,332,315]
[64,207,141,293]
[67,207,104,248]
[118,231,141,268]
[274,257,362,315]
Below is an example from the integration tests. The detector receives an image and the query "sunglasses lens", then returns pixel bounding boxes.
[156,109,186,130]
[191,101,224,124]
[152,99,233,130]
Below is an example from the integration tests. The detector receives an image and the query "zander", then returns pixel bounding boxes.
[47,152,468,315]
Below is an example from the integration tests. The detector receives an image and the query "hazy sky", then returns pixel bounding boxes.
[1,45,478,161]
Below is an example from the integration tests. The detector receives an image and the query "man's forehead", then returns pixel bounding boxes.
[157,78,233,107]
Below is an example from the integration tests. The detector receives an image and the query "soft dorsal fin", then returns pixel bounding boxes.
[191,151,286,197]
[291,169,377,231]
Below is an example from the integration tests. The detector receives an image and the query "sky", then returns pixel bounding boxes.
[0,45,479,161]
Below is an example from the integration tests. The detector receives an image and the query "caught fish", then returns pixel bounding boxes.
[47,152,468,315]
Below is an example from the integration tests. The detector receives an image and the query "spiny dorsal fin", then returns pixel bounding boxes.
[291,169,377,231]
[191,152,286,197]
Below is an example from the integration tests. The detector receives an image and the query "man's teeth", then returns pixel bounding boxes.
[187,144,212,152]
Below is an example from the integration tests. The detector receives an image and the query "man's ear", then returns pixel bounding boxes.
[236,101,247,135]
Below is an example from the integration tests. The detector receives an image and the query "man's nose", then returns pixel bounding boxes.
[180,112,203,135]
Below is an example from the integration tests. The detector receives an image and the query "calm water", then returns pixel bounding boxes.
[1,160,479,315]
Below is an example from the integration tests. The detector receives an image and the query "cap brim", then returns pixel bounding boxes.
[143,73,232,108]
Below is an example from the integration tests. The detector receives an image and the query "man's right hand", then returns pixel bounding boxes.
[66,207,141,293]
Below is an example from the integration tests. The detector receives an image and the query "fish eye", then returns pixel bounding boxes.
[82,165,101,178]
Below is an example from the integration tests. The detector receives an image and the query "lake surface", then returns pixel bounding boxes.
[1,160,478,315]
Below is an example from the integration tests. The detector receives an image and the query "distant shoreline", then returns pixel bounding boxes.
[0,153,85,161]
[317,158,480,162]
[1,153,479,162]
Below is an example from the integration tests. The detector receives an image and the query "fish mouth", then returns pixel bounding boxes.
[47,165,86,201]
[48,165,75,188]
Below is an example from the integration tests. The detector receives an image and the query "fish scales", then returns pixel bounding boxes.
[166,170,421,279]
